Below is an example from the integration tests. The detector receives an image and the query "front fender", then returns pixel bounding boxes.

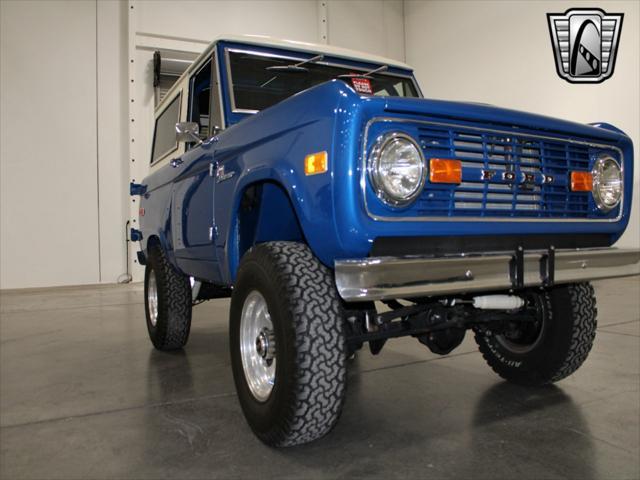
[213,80,364,282]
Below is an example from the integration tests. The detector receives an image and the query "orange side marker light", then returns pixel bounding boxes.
[570,171,593,191]
[430,158,462,184]
[304,151,328,176]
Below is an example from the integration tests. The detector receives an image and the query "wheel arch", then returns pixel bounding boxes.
[226,178,306,282]
[142,232,181,273]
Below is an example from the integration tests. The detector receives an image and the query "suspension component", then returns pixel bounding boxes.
[417,327,466,355]
[345,293,535,357]
[472,295,525,310]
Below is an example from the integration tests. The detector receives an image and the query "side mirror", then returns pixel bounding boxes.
[175,122,201,144]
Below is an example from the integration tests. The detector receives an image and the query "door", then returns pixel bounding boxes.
[171,56,222,282]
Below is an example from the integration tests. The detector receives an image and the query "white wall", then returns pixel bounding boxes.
[1,1,102,288]
[405,0,640,248]
[0,0,405,289]
[327,0,405,61]
[133,0,320,43]
[97,0,130,285]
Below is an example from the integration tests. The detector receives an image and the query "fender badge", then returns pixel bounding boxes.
[216,165,235,183]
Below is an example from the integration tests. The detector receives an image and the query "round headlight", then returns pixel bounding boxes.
[592,155,622,211]
[369,132,426,206]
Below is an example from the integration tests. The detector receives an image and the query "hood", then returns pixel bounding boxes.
[380,96,625,144]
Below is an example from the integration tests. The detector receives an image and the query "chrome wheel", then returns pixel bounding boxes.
[240,291,276,401]
[147,270,159,327]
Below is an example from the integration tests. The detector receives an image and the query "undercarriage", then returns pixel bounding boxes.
[344,291,544,356]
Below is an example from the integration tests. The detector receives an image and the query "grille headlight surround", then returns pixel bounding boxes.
[592,155,622,212]
[368,132,426,207]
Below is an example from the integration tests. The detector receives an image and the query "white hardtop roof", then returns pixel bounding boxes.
[156,34,413,112]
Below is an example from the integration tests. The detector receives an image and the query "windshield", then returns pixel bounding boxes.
[227,50,419,112]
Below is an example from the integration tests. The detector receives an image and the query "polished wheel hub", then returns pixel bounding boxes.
[256,328,276,361]
[147,271,159,327]
[240,291,276,401]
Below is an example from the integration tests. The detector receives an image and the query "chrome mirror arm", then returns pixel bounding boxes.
[175,122,202,145]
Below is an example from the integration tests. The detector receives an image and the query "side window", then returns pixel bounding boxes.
[151,92,181,164]
[188,60,212,141]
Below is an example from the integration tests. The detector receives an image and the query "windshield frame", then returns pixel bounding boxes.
[223,46,421,115]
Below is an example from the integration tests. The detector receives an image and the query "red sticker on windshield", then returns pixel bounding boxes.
[351,77,373,94]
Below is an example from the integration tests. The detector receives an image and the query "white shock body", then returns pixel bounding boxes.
[472,295,525,310]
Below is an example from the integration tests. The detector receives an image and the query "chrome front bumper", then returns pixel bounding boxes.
[334,248,640,302]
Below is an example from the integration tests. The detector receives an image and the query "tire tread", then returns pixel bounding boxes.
[146,245,192,350]
[551,283,597,382]
[235,242,346,447]
[475,283,597,385]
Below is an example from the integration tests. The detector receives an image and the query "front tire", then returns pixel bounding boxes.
[144,244,192,350]
[474,283,597,386]
[230,242,347,447]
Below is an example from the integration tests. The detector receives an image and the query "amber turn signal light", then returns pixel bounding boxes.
[429,158,462,184]
[570,171,593,191]
[304,151,328,176]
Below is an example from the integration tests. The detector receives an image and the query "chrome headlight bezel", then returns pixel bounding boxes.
[592,154,623,212]
[368,132,427,207]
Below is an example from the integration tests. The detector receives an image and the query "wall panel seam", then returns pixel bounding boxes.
[95,0,102,282]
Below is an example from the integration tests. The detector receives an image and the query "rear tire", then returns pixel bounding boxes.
[230,242,347,447]
[144,244,192,350]
[474,282,597,386]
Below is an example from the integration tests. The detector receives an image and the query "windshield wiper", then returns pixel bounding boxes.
[266,54,324,73]
[338,65,388,78]
[261,54,324,88]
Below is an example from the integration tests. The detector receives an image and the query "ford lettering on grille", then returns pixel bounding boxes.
[414,125,618,219]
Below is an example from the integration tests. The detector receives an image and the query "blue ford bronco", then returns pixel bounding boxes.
[131,35,640,447]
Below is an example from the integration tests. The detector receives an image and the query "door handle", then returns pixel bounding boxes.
[170,158,184,168]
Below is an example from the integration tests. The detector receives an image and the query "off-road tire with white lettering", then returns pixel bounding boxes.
[144,244,192,350]
[474,283,597,386]
[230,242,347,447]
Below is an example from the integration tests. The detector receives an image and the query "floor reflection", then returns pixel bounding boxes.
[145,349,196,403]
[469,382,596,479]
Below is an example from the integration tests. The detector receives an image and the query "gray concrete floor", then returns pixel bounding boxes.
[1,278,639,480]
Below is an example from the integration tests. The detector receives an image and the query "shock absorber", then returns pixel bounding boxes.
[471,295,525,310]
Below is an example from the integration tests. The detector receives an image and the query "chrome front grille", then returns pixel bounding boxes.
[416,126,596,218]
